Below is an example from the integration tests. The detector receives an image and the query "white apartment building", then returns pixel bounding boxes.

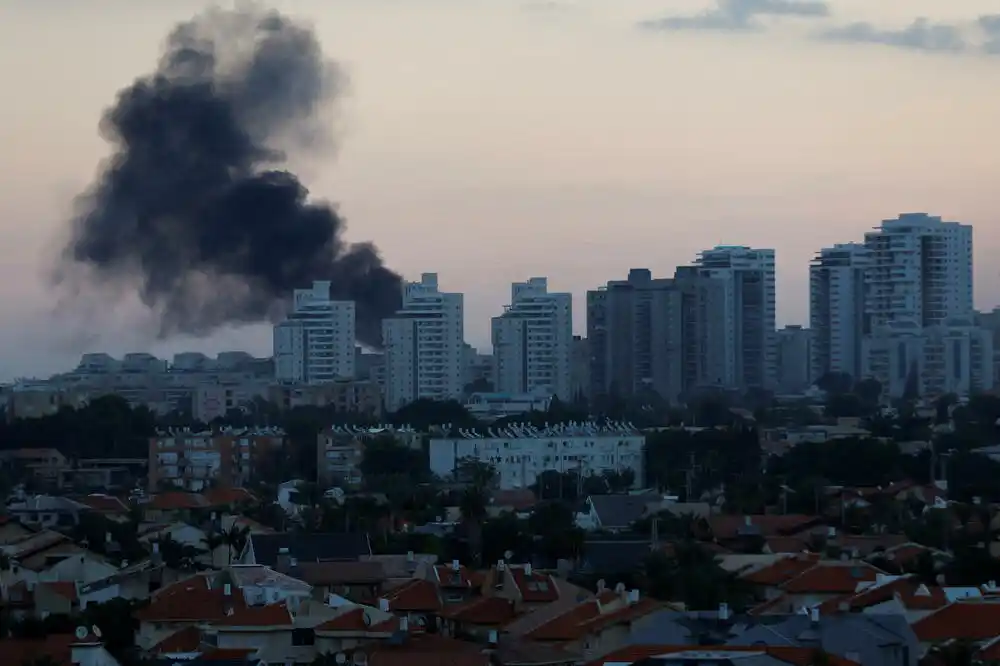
[691,246,777,390]
[429,422,644,490]
[273,281,356,384]
[491,277,573,400]
[859,214,980,398]
[809,243,871,381]
[382,273,465,411]
[862,319,994,399]
[864,213,973,329]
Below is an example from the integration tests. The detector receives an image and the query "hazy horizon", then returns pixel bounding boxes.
[2,0,999,380]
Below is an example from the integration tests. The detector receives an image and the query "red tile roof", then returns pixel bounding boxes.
[135,575,247,622]
[782,562,882,594]
[151,626,202,653]
[200,647,259,661]
[213,602,292,628]
[367,634,490,666]
[38,581,78,603]
[817,577,949,614]
[764,536,810,554]
[510,567,560,603]
[586,644,860,666]
[0,635,75,665]
[150,492,207,511]
[77,494,129,513]
[742,554,821,586]
[383,579,441,612]
[434,564,484,589]
[709,514,819,540]
[912,600,1000,642]
[438,595,518,626]
[204,487,256,507]
[526,591,660,641]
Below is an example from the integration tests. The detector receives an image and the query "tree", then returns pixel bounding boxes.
[359,435,430,493]
[220,524,250,564]
[458,486,488,566]
[529,501,585,566]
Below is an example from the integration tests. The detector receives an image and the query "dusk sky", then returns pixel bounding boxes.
[2,0,999,380]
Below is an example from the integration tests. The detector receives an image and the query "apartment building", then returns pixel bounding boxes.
[689,246,777,391]
[267,381,382,417]
[586,269,683,402]
[429,421,644,490]
[864,213,973,330]
[148,428,285,491]
[810,243,871,381]
[491,277,573,400]
[860,213,982,398]
[775,325,813,394]
[274,280,356,384]
[382,273,465,411]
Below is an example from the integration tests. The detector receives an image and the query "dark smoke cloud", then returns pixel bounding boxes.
[55,6,402,347]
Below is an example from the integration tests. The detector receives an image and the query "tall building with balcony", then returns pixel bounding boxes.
[864,213,973,329]
[809,243,871,381]
[148,428,285,491]
[859,214,986,398]
[688,246,777,390]
[491,277,573,400]
[776,325,813,393]
[274,281,356,384]
[382,273,465,411]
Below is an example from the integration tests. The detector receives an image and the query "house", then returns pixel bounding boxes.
[240,533,372,566]
[144,492,210,522]
[0,631,122,666]
[78,559,187,607]
[910,599,1000,656]
[628,608,918,666]
[816,575,979,624]
[283,560,387,604]
[0,516,36,545]
[577,495,656,532]
[587,644,860,666]
[33,580,80,618]
[379,578,443,626]
[75,493,131,520]
[746,561,887,612]
[520,586,662,661]
[429,561,487,605]
[7,495,88,529]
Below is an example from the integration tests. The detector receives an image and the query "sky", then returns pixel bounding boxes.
[1,0,999,380]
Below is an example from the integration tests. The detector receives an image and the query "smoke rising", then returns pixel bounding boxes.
[56,6,402,347]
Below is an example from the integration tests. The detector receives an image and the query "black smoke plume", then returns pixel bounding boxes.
[56,6,402,347]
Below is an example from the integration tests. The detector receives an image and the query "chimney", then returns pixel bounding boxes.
[718,602,729,621]
[451,559,460,572]
[497,559,505,571]
[276,547,291,572]
[223,583,232,596]
[827,526,836,538]
[810,607,819,623]
[524,563,532,576]
[406,550,415,562]
[597,579,606,593]
[152,542,159,554]
[379,598,390,612]
[400,616,409,632]
[488,629,499,645]
[627,589,640,604]
[744,516,752,526]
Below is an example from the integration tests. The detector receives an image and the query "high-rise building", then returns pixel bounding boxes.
[273,281,356,384]
[689,246,777,390]
[864,213,973,329]
[776,325,813,393]
[491,277,572,400]
[586,269,682,402]
[382,273,465,411]
[673,267,729,393]
[809,243,871,381]
[859,214,988,399]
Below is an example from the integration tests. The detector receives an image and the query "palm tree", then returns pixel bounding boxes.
[221,524,250,565]
[459,486,488,566]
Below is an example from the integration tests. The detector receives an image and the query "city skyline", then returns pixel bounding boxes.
[3,0,1000,380]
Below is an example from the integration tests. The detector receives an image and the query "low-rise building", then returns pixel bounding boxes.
[148,427,285,491]
[429,422,645,490]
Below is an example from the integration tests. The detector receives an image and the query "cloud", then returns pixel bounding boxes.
[817,18,967,53]
[640,0,829,33]
[978,14,1000,53]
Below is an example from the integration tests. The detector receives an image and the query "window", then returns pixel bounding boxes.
[291,628,315,646]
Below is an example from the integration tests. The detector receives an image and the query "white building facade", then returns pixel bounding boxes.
[491,277,573,400]
[860,214,983,398]
[382,273,465,411]
[809,243,871,381]
[429,422,644,490]
[274,281,356,384]
[691,246,777,390]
